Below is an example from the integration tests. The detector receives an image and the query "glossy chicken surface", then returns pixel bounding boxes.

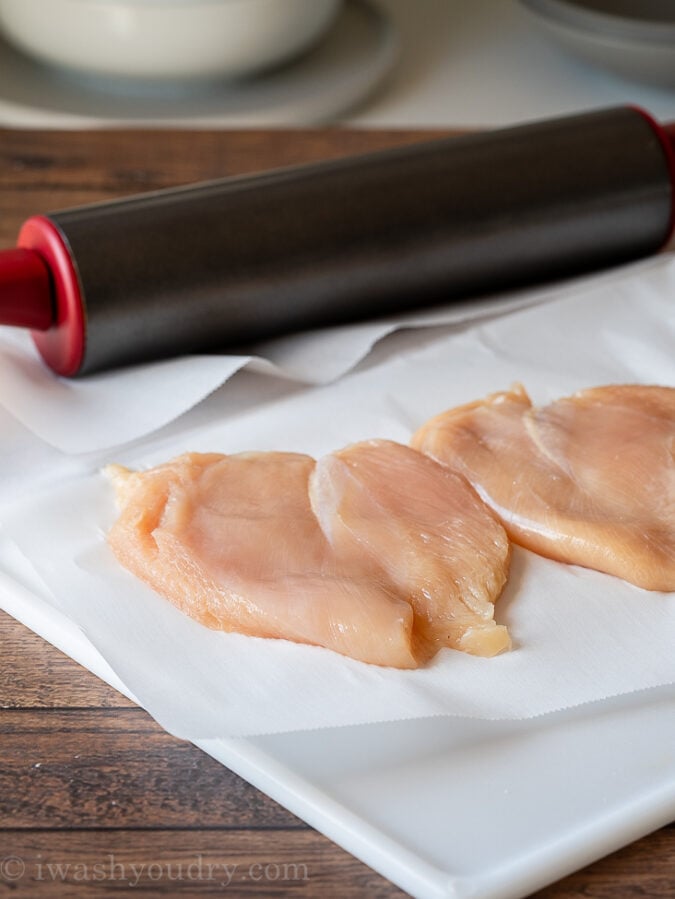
[310,440,511,657]
[106,441,511,667]
[412,385,675,591]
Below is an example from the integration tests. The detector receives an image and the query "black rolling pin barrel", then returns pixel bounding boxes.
[1,106,674,376]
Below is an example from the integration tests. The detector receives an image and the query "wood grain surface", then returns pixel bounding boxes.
[0,127,673,898]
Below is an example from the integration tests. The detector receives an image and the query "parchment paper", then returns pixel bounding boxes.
[0,256,673,738]
[0,262,648,454]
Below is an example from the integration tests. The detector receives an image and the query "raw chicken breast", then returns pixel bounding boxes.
[412,385,675,591]
[310,440,511,657]
[106,452,417,668]
[106,442,512,667]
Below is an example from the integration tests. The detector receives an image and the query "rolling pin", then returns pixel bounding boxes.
[0,105,673,376]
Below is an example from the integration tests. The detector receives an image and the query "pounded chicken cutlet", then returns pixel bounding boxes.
[106,452,416,668]
[310,440,511,657]
[412,384,675,591]
[106,441,511,667]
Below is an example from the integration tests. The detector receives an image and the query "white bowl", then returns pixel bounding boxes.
[0,0,342,82]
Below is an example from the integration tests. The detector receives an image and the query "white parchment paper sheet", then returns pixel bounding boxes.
[0,256,673,739]
[0,261,651,454]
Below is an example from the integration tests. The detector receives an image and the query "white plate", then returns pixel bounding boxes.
[1,573,673,899]
[0,0,398,127]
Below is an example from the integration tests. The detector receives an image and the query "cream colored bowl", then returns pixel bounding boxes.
[0,0,342,81]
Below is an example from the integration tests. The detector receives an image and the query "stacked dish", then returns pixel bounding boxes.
[521,0,675,86]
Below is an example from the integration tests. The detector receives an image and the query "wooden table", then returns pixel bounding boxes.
[0,128,673,898]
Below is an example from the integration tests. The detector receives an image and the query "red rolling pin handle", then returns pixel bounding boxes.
[0,247,52,331]
[0,105,674,378]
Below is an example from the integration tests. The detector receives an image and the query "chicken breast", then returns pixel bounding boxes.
[309,440,511,657]
[106,452,417,668]
[412,384,675,591]
[106,441,512,667]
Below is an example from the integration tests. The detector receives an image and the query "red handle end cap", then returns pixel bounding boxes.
[18,216,85,378]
